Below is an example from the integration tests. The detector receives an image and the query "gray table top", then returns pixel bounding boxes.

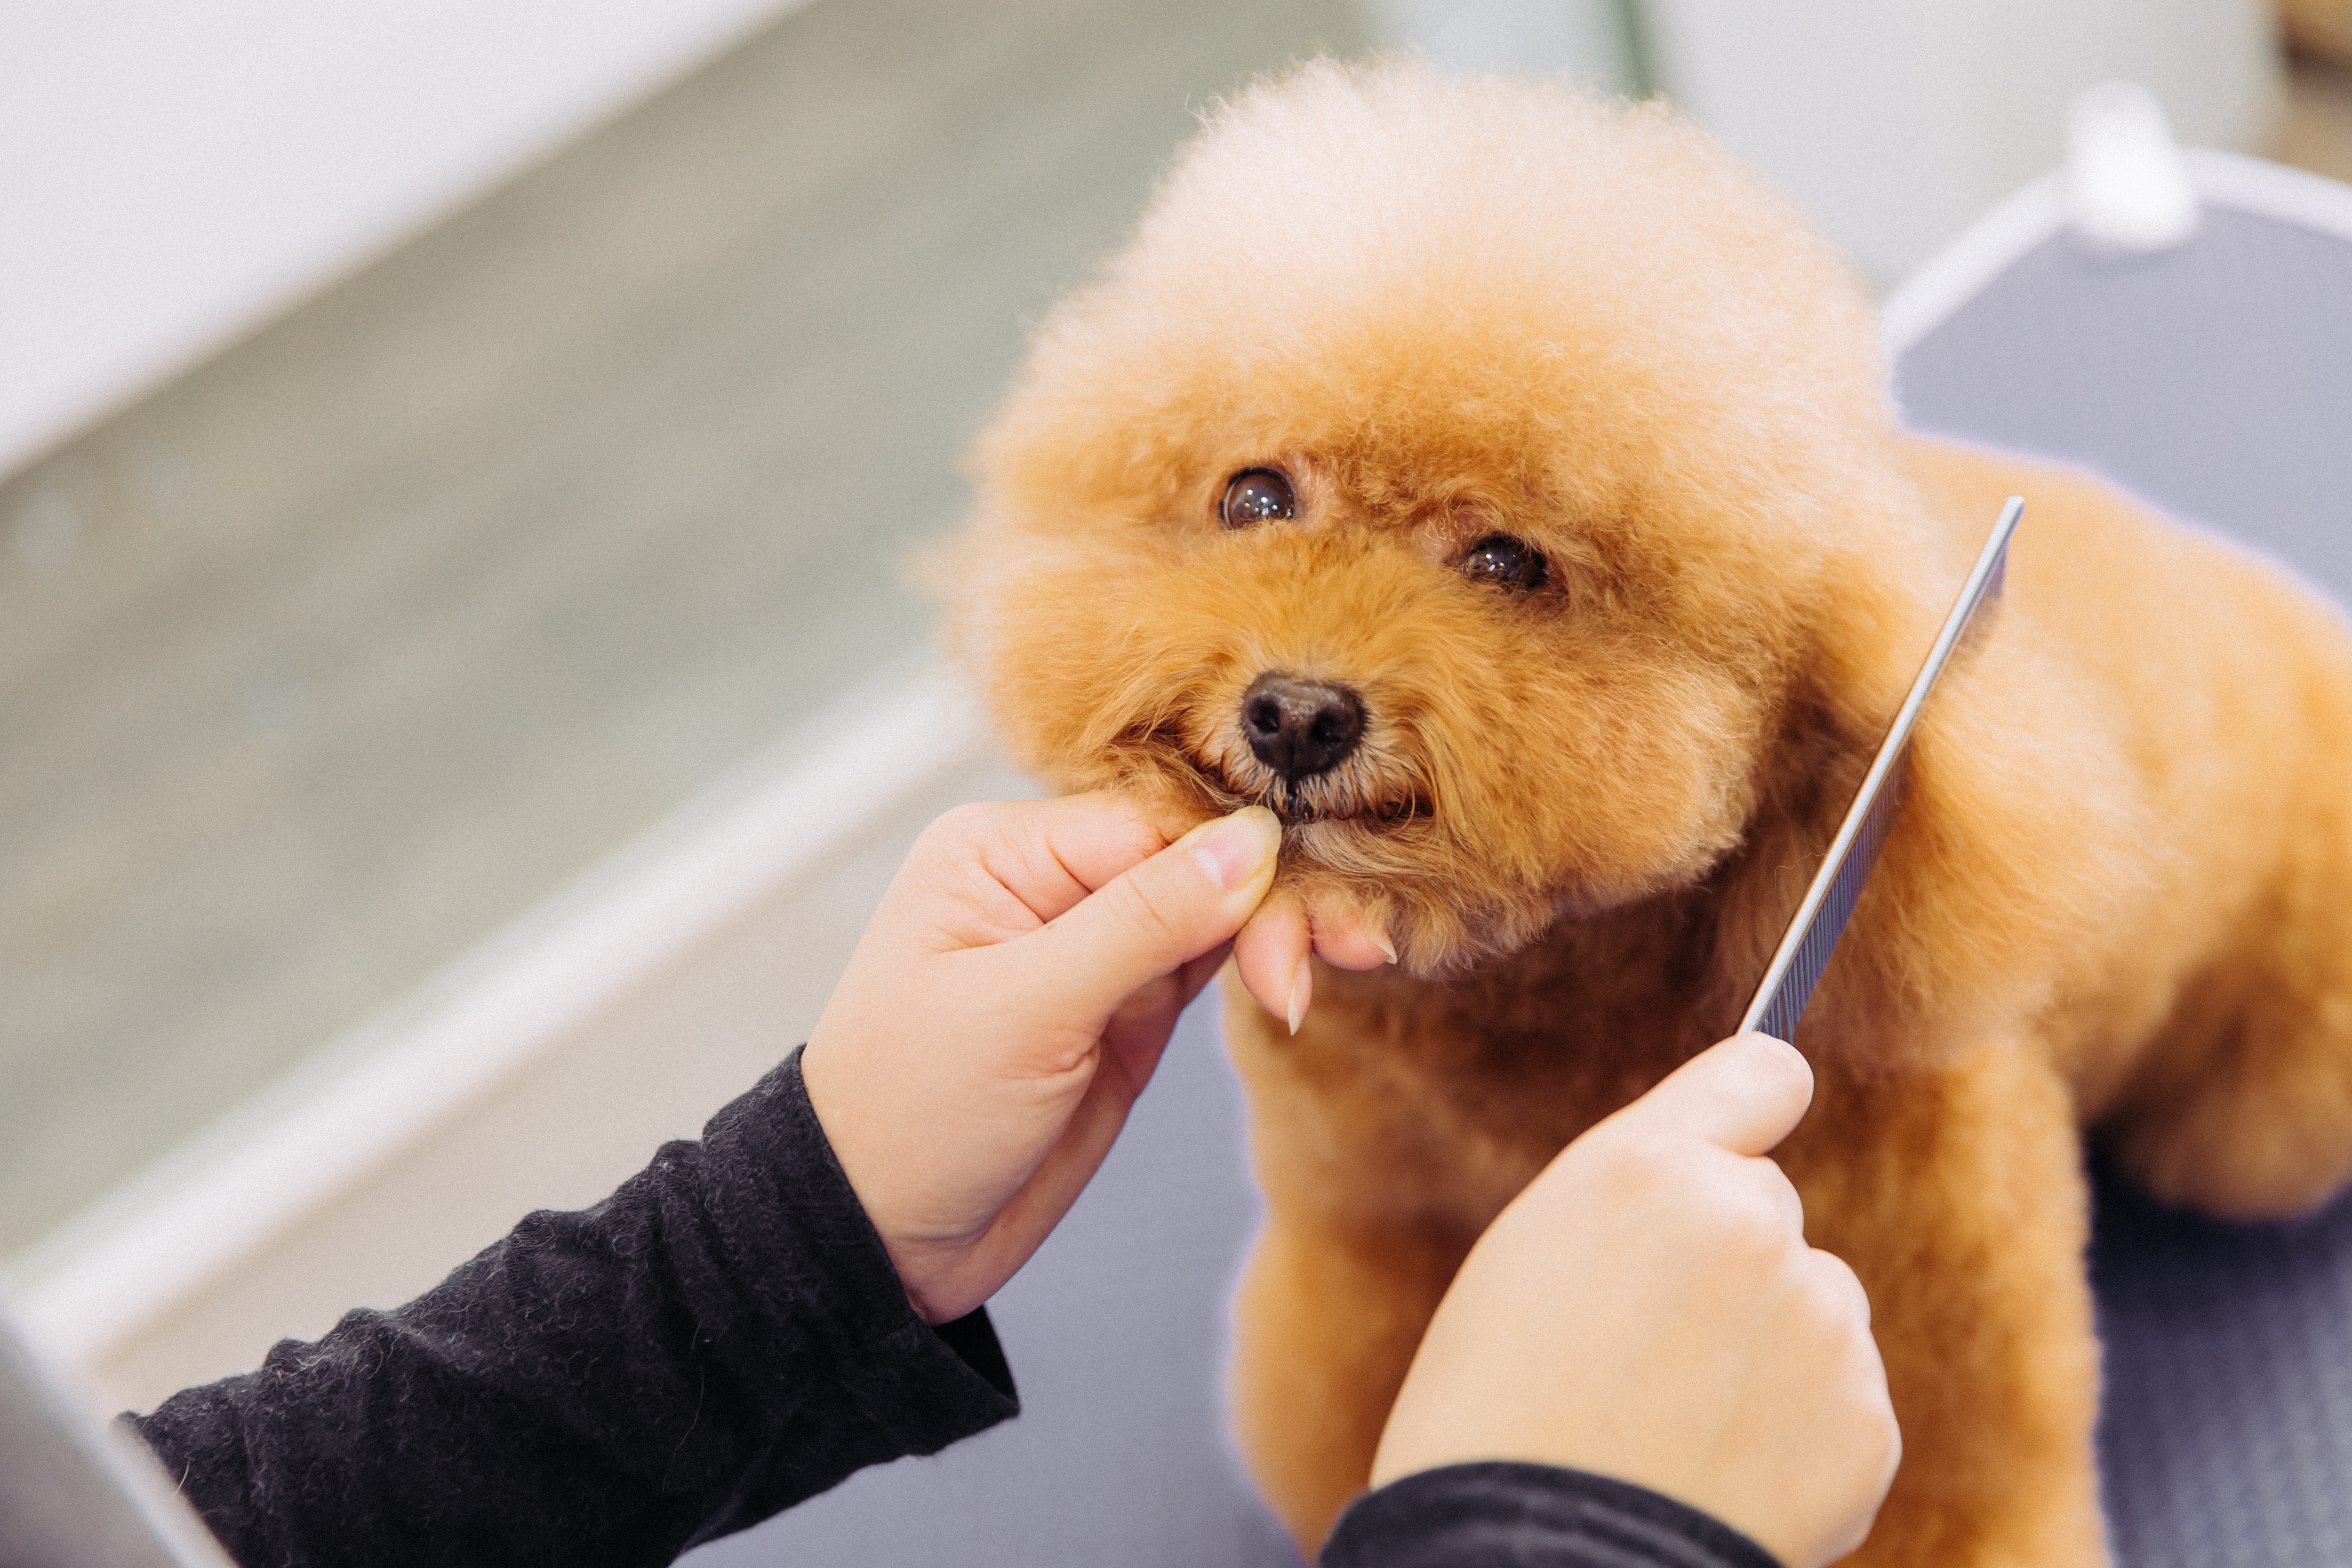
[1900,192,2352,1568]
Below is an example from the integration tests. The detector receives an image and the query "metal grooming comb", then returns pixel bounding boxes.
[1737,495,2024,1042]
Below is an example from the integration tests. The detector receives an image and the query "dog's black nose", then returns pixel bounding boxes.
[1241,672,1366,781]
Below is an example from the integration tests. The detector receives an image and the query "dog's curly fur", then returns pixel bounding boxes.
[948,60,2352,1563]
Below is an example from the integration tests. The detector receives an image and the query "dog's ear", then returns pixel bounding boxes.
[1789,488,2153,1065]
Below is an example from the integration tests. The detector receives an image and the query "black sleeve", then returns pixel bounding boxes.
[125,1046,1018,1568]
[1321,1462,1785,1568]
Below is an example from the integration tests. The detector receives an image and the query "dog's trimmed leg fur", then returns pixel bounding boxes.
[1225,1213,1461,1548]
[1220,983,1489,1547]
[1228,962,2114,1563]
[1782,1048,2107,1568]
[2093,775,2352,1222]
[1219,926,1723,1551]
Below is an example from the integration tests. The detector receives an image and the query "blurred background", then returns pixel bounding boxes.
[2,0,2349,1471]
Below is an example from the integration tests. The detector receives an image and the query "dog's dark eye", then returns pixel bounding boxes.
[1458,534,1548,592]
[1220,468,1295,529]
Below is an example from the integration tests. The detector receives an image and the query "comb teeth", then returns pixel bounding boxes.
[1736,495,2022,1044]
[1754,751,1908,1041]
[1958,548,2009,657]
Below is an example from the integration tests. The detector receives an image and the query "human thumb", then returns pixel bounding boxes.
[1004,806,1281,1024]
[1609,1033,1816,1158]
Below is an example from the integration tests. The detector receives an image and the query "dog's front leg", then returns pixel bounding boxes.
[1219,976,1521,1555]
[1226,1214,1465,1555]
[1784,1040,2108,1568]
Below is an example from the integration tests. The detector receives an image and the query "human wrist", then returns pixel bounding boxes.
[796,1038,966,1320]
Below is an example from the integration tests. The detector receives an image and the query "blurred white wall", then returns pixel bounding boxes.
[1636,0,2279,283]
[8,0,2283,476]
[0,0,808,480]
[1361,0,1641,87]
[1361,0,2280,285]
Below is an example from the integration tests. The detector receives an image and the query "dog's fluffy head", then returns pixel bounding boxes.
[949,61,2052,982]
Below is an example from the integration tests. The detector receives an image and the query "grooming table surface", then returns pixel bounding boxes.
[695,174,2352,1567]
[1898,186,2352,1568]
[1895,206,2352,593]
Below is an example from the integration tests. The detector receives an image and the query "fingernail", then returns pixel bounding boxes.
[1184,806,1281,892]
[1370,926,1398,965]
[1287,956,1312,1035]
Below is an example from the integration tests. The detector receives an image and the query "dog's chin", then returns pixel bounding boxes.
[1269,796,1428,828]
[1187,756,1428,830]
[1161,752,1612,976]
[1147,750,1727,978]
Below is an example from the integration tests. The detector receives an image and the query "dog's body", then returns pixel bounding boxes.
[951,62,2352,1563]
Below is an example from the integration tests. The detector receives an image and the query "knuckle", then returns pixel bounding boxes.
[1800,1269,1856,1331]
[1714,1200,1788,1269]
[1845,1378,1904,1492]
[1782,1255,1851,1328]
[1876,1407,1905,1477]
[1704,1170,1792,1247]
[1807,1250,1875,1326]
[1581,1130,1680,1202]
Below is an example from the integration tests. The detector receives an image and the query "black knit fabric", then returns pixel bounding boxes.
[125,1046,1017,1568]
[123,1045,1785,1568]
[1323,1463,1785,1568]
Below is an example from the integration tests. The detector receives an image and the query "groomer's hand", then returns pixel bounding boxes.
[1371,1034,1900,1568]
[801,796,1280,1324]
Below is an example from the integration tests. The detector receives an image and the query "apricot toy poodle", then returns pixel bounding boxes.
[948,60,2352,1565]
